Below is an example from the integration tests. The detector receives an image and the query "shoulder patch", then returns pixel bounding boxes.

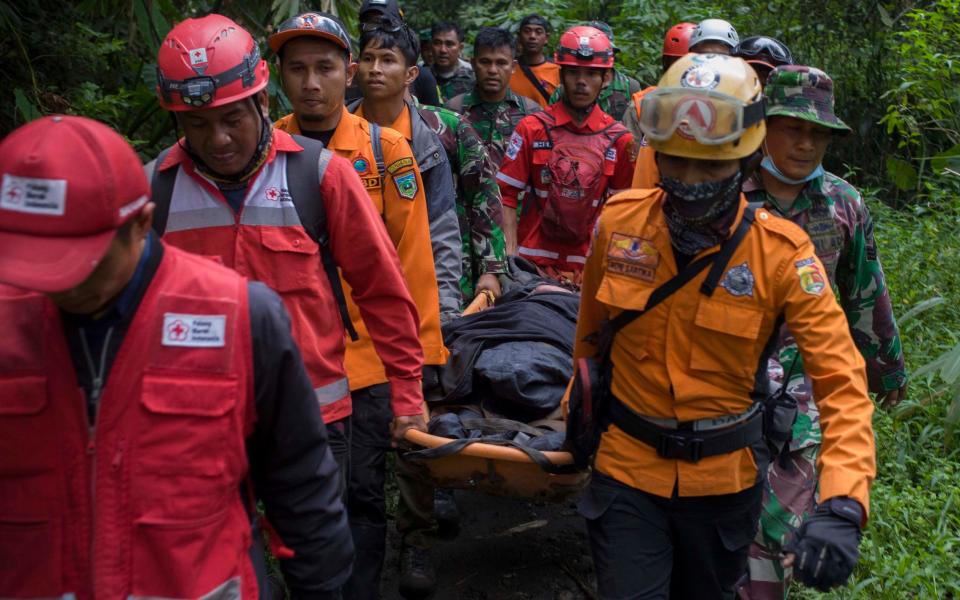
[505,131,523,160]
[393,171,419,199]
[387,157,414,174]
[755,208,809,249]
[795,257,826,296]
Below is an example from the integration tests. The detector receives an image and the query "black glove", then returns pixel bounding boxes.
[784,497,863,591]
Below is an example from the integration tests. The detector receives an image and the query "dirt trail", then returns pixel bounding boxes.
[381,490,596,600]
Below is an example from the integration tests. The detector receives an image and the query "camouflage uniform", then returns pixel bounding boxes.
[432,64,475,104]
[417,104,506,300]
[741,66,906,600]
[445,89,542,167]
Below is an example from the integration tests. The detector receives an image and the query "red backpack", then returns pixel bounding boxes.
[533,113,628,245]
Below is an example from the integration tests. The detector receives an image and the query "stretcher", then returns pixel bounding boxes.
[401,290,590,503]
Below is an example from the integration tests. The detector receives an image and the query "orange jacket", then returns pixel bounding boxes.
[575,188,876,515]
[275,111,447,392]
[509,60,561,108]
[623,86,660,190]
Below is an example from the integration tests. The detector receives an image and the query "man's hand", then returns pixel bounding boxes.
[876,385,907,410]
[391,413,428,447]
[475,274,502,299]
[782,498,863,592]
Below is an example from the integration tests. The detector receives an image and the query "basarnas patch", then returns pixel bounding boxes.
[606,233,659,282]
[795,257,825,296]
[720,262,754,297]
[394,172,418,199]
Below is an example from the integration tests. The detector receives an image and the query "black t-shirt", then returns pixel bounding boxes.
[299,128,337,147]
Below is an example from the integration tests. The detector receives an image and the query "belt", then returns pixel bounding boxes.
[608,395,764,463]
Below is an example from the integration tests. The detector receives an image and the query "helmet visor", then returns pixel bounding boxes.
[639,88,764,146]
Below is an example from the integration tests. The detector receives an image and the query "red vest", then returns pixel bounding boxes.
[0,245,258,600]
[155,141,351,423]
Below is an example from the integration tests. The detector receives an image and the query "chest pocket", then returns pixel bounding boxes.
[803,206,843,280]
[258,226,322,293]
[689,298,765,378]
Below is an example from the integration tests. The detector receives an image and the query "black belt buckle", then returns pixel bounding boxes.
[656,431,704,463]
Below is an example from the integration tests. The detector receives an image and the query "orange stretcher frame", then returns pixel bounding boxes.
[401,291,590,503]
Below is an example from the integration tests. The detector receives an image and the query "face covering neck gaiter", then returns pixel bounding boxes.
[761,155,825,186]
[659,169,742,256]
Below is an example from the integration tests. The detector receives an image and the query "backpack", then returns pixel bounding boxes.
[533,112,628,245]
[148,133,384,341]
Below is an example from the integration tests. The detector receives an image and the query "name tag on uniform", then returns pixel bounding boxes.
[162,313,226,348]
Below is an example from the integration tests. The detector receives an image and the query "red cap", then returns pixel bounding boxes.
[0,115,149,292]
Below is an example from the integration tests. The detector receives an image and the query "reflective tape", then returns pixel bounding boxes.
[518,246,559,259]
[495,171,526,190]
[127,576,241,600]
[165,207,235,233]
[315,377,350,406]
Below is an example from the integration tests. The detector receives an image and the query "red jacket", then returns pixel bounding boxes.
[497,102,634,271]
[0,247,258,599]
[153,130,425,422]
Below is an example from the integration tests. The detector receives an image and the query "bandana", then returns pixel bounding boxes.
[660,170,742,255]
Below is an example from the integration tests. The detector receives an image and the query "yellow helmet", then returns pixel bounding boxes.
[639,53,765,159]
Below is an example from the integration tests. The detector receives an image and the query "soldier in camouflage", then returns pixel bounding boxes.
[740,65,907,600]
[547,21,641,121]
[415,102,507,301]
[430,21,476,103]
[447,27,541,256]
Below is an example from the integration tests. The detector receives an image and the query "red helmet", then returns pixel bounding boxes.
[662,22,696,57]
[554,25,614,69]
[156,14,269,111]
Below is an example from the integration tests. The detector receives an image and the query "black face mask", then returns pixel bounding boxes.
[659,170,742,255]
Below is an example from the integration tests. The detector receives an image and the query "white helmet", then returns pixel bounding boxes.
[689,18,739,51]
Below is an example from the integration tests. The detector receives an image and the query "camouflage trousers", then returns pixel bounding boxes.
[740,444,819,600]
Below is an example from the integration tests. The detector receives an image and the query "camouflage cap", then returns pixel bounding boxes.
[587,20,619,51]
[764,65,851,133]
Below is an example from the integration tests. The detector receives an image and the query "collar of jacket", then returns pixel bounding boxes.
[346,98,448,173]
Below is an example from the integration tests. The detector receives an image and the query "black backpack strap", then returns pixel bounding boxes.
[148,147,175,236]
[369,122,386,192]
[286,135,359,341]
[519,62,552,104]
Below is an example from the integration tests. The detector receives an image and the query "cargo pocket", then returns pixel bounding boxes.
[577,474,622,521]
[259,227,321,293]
[0,517,62,596]
[137,375,237,481]
[131,506,246,599]
[689,299,764,378]
[715,507,760,553]
[0,376,58,474]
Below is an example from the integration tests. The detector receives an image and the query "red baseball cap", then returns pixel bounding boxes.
[0,115,149,292]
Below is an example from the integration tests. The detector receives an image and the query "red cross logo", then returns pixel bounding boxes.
[193,50,202,58]
[167,319,188,341]
[672,97,717,140]
[265,187,280,201]
[4,185,23,205]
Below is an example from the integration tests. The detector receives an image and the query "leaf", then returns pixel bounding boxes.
[940,343,960,384]
[886,156,918,191]
[14,88,41,123]
[878,4,894,27]
[912,351,951,380]
[932,144,960,175]
[898,296,945,325]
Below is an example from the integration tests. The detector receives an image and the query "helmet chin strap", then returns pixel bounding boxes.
[561,94,596,122]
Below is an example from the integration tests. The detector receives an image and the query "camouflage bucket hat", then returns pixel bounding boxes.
[764,65,851,133]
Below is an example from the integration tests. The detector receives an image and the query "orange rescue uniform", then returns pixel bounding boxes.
[275,110,448,392]
[574,188,876,515]
[625,86,661,190]
[509,60,562,108]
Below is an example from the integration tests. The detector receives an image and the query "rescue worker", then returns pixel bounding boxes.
[147,13,428,532]
[688,18,740,54]
[345,0,441,107]
[509,14,561,108]
[446,27,542,168]
[736,35,794,85]
[0,115,352,598]
[349,16,464,321]
[430,21,476,102]
[547,21,642,122]
[741,65,906,599]
[267,14,449,599]
[574,53,876,598]
[496,25,634,287]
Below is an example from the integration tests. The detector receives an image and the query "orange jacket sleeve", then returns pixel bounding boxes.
[779,243,876,517]
[321,155,425,416]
